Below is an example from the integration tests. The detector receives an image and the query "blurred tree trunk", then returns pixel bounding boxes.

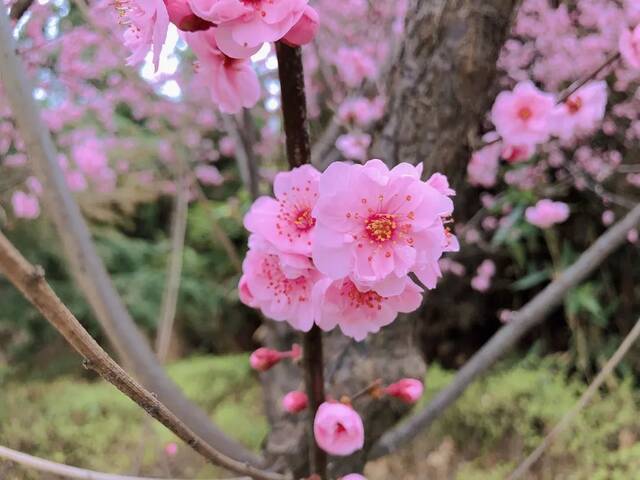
[260,0,518,477]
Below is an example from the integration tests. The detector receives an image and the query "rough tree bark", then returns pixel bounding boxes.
[260,0,518,477]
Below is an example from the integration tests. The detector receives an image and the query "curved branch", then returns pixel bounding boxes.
[0,6,261,466]
[371,202,640,458]
[0,445,241,480]
[9,0,34,20]
[0,233,288,480]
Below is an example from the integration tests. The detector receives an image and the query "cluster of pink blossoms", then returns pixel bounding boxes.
[239,159,458,341]
[117,0,319,113]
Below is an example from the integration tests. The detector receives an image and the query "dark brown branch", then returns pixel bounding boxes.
[0,5,261,466]
[275,41,326,479]
[371,202,640,458]
[0,233,287,480]
[275,42,311,169]
[9,0,34,20]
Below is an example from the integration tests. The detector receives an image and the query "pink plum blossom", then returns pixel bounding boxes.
[239,235,320,331]
[525,199,570,229]
[335,47,378,87]
[11,191,41,219]
[341,476,366,480]
[249,344,301,371]
[164,442,178,456]
[467,143,501,188]
[195,164,223,185]
[121,0,170,70]
[66,171,88,192]
[312,276,423,341]
[471,259,496,292]
[491,81,555,145]
[501,143,535,163]
[385,378,424,404]
[282,5,319,47]
[313,402,364,456]
[336,133,371,162]
[185,29,260,113]
[164,0,211,31]
[338,97,385,127]
[312,160,457,289]
[551,81,608,140]
[619,25,640,69]
[244,165,320,256]
[188,0,308,58]
[282,391,308,413]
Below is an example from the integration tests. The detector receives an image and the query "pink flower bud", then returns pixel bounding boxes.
[282,391,308,413]
[282,6,319,47]
[164,442,178,456]
[313,402,364,456]
[341,475,367,480]
[385,379,424,404]
[249,348,283,372]
[289,343,302,361]
[163,0,211,32]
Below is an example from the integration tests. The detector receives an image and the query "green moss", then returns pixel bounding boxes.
[0,354,265,479]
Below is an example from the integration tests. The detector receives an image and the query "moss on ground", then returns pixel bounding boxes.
[2,354,640,479]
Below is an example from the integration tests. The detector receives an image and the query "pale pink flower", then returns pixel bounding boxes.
[188,0,307,58]
[164,442,178,456]
[313,402,364,456]
[25,176,43,196]
[239,235,320,331]
[341,475,366,480]
[525,199,570,229]
[551,81,608,140]
[312,160,457,289]
[164,0,211,31]
[195,164,223,186]
[312,276,423,341]
[282,391,308,413]
[185,29,260,113]
[66,171,88,192]
[336,133,371,162]
[72,139,109,179]
[620,25,640,69]
[385,378,424,404]
[219,136,236,156]
[491,81,555,145]
[282,5,319,47]
[628,228,639,244]
[467,143,501,188]
[335,47,377,87]
[122,0,170,70]
[602,210,615,226]
[11,191,41,219]
[338,97,385,127]
[244,165,320,256]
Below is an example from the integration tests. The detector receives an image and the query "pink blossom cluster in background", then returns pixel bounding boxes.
[117,0,319,113]
[239,160,458,341]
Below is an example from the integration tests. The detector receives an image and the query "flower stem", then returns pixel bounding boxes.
[275,41,327,478]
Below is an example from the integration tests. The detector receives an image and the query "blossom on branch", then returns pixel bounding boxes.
[313,402,364,456]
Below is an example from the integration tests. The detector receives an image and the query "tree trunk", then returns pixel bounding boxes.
[261,0,518,476]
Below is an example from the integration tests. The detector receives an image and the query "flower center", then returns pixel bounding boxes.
[293,208,316,232]
[517,106,533,121]
[342,281,383,310]
[365,213,396,243]
[566,96,582,115]
[335,422,347,434]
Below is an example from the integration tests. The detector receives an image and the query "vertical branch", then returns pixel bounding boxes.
[155,165,189,362]
[275,41,327,478]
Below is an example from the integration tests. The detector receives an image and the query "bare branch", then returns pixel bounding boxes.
[222,114,260,201]
[155,167,189,362]
[371,202,640,458]
[9,0,34,20]
[508,317,640,479]
[0,5,262,466]
[275,41,326,479]
[0,232,288,480]
[0,444,242,480]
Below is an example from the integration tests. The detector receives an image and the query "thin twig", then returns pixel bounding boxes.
[223,114,260,201]
[0,5,261,465]
[370,202,640,458]
[0,444,241,480]
[275,41,327,479]
[9,0,34,20]
[508,316,640,479]
[0,232,288,480]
